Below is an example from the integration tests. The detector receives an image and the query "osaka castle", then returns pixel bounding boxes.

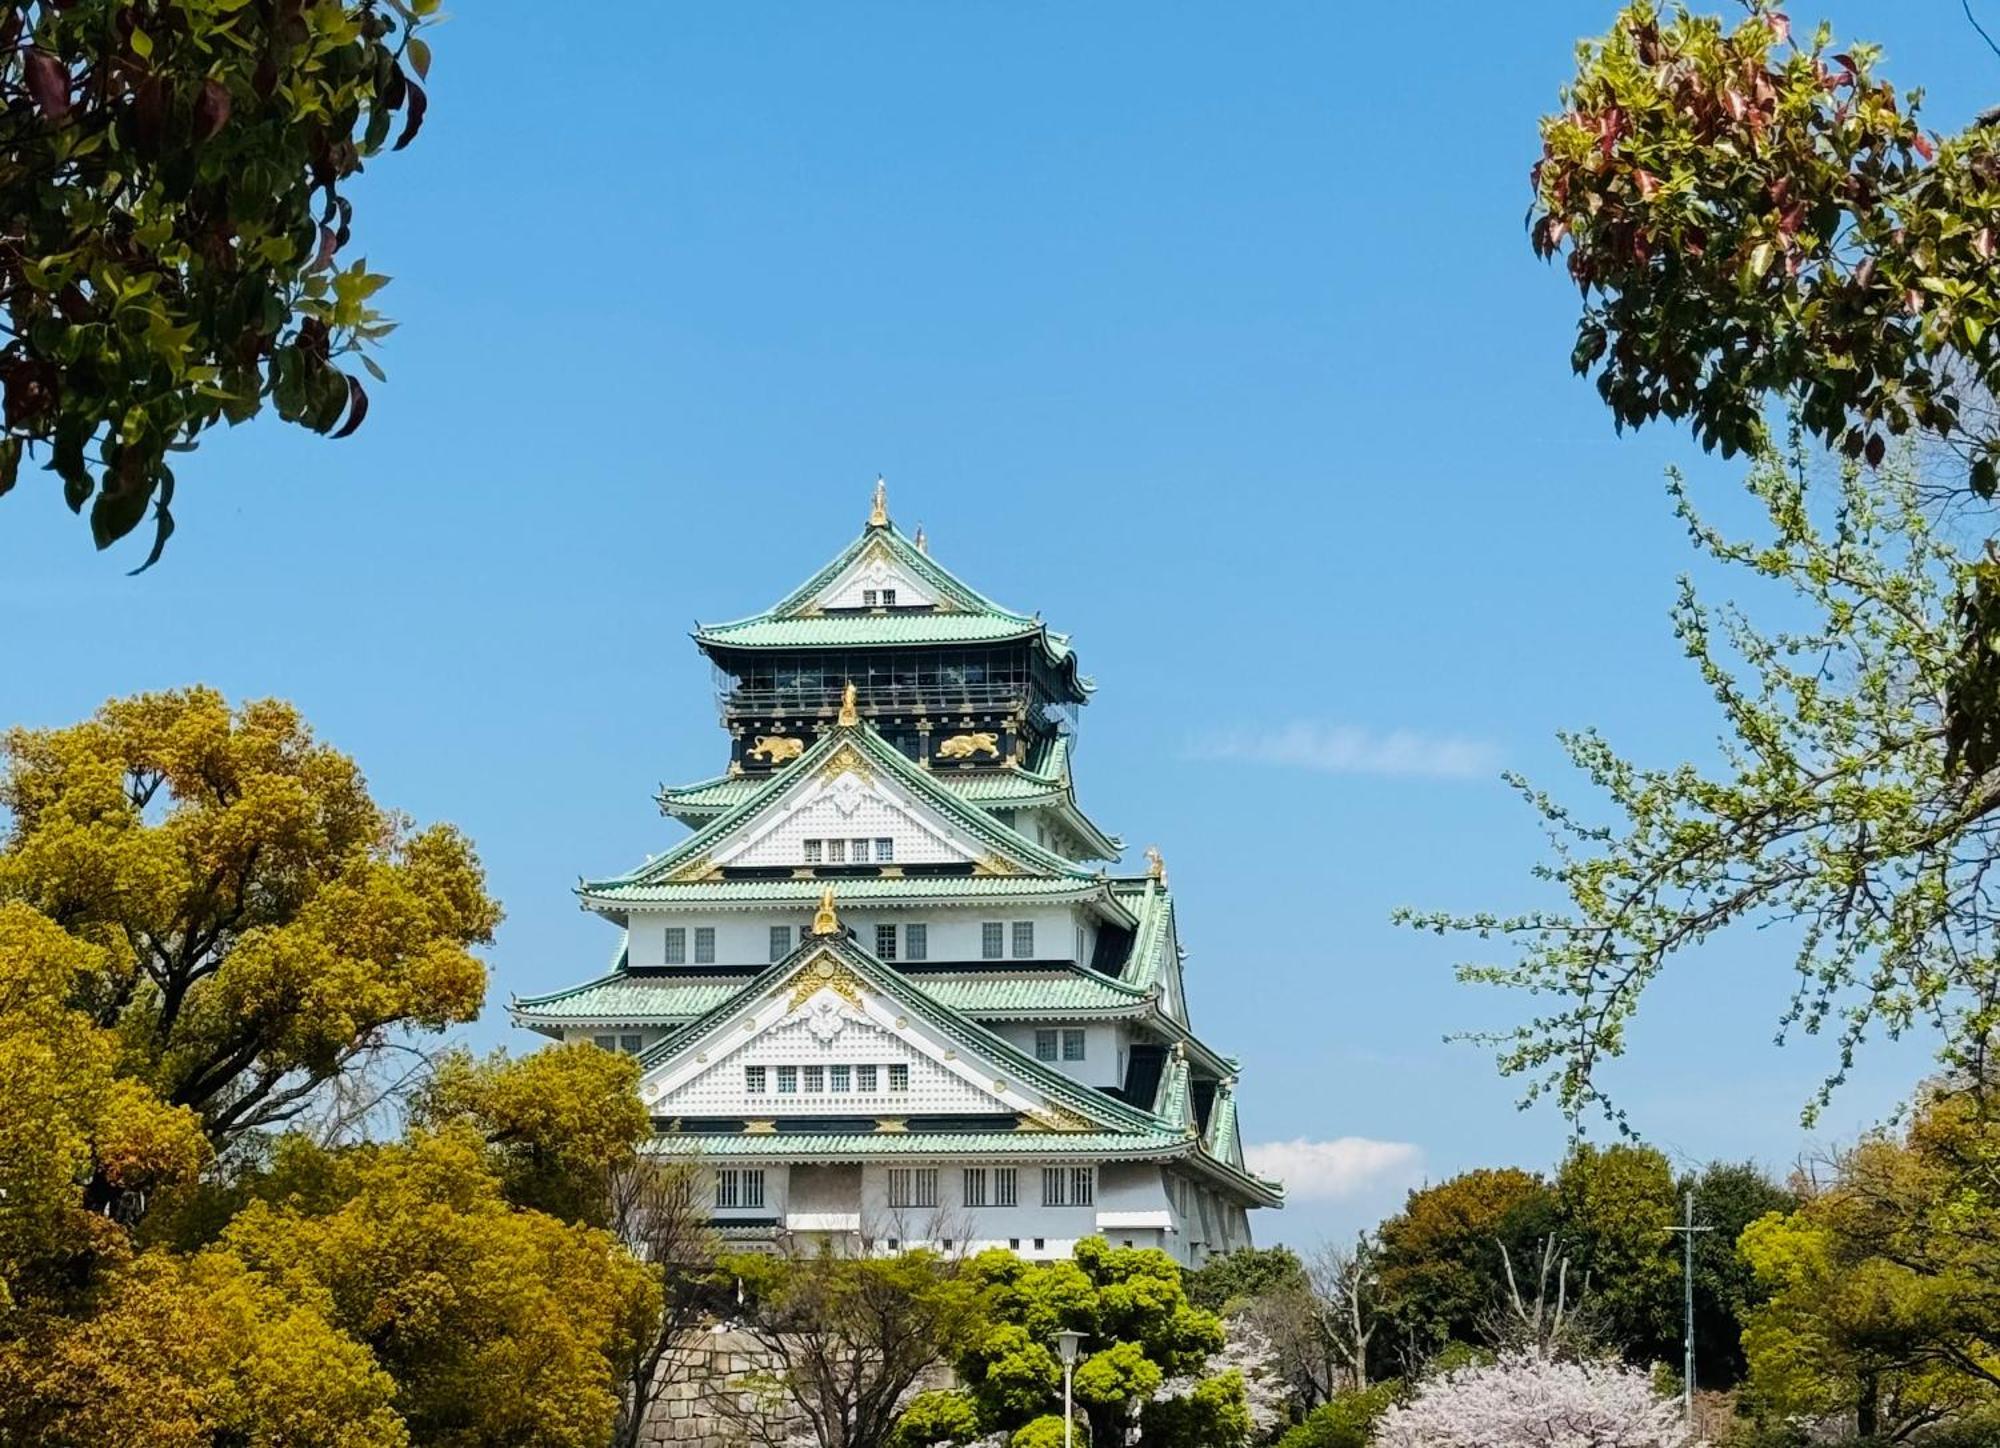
[511,482,1281,1262]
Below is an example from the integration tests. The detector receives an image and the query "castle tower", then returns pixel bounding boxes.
[511,483,1279,1261]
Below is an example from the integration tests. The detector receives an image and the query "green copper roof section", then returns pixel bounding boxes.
[583,875,1118,910]
[639,1131,1184,1159]
[585,719,1099,899]
[634,929,1172,1138]
[512,962,1149,1029]
[693,514,1090,695]
[1205,1081,1241,1167]
[656,735,1120,862]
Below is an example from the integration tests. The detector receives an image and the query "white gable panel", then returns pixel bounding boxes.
[714,766,986,869]
[638,960,1085,1125]
[813,546,939,611]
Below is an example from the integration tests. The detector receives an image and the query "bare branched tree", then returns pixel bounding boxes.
[1482,1234,1602,1359]
[609,1158,722,1448]
[1308,1236,1380,1395]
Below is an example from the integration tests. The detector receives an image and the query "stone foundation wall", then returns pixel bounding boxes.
[638,1331,954,1448]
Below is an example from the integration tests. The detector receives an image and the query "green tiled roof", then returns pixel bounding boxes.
[584,719,1101,906]
[582,873,1116,910]
[513,963,1149,1028]
[1206,1083,1242,1168]
[693,519,1090,695]
[641,1131,1184,1159]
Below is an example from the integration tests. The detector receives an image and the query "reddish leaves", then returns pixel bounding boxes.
[25,49,70,120]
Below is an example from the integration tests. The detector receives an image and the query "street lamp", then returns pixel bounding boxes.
[1056,1330,1086,1448]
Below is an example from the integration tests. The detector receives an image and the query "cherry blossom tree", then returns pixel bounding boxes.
[1373,1351,1687,1448]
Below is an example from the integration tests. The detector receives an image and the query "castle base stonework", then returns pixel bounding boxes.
[638,1331,953,1448]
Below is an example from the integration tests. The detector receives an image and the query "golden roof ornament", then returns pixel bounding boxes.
[1145,845,1167,885]
[837,681,860,727]
[811,886,840,936]
[868,476,889,528]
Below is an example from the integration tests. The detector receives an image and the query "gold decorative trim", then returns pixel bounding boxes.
[875,1117,908,1134]
[745,1120,777,1135]
[748,735,805,765]
[1018,1105,1094,1133]
[818,742,875,785]
[937,730,1000,761]
[669,854,714,882]
[810,888,840,937]
[974,853,1018,877]
[788,950,865,1010]
[868,476,889,528]
[837,681,860,727]
[1146,846,1168,885]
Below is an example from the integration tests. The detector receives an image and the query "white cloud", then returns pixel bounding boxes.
[1243,1137,1426,1203]
[1187,722,1499,780]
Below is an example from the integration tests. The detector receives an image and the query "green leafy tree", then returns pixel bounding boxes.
[1555,1143,1680,1365]
[1371,1168,1556,1369]
[0,0,437,564]
[1185,1244,1309,1312]
[1400,444,2000,1126]
[1684,1160,1797,1387]
[948,1238,1237,1448]
[1273,1381,1402,1448]
[1739,1079,2000,1439]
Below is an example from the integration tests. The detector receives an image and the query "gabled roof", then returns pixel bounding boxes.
[583,719,1100,912]
[633,925,1175,1141]
[656,734,1122,862]
[692,503,1091,698]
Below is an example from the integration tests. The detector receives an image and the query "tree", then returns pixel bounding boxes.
[727,1246,988,1448]
[1149,1314,1292,1444]
[0,0,436,565]
[951,1238,1237,1448]
[1555,1144,1680,1366]
[1185,1244,1309,1313]
[1371,1351,1686,1448]
[1529,3,2000,492]
[1681,1161,1796,1388]
[605,1157,719,1448]
[1738,1078,2000,1440]
[1400,445,1999,1126]
[1,686,498,1174]
[1273,1381,1401,1448]
[1372,1168,1556,1369]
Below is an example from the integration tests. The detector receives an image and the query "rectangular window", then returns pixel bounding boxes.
[1035,1030,1059,1062]
[828,839,847,864]
[592,1034,615,1051]
[769,925,792,961]
[620,1033,644,1055]
[888,1064,909,1093]
[804,839,823,864]
[875,837,894,862]
[981,922,1005,959]
[862,589,878,607]
[856,1064,878,1093]
[994,1168,1018,1206]
[694,927,715,965]
[745,1066,767,1094]
[1072,1168,1095,1206]
[1042,1167,1067,1206]
[913,1168,938,1207]
[888,1168,912,1207]
[803,1065,825,1093]
[777,1066,798,1094]
[1012,921,1035,959]
[716,1168,764,1209]
[881,588,897,607]
[905,923,927,961]
[875,924,898,961]
[663,928,686,965]
[830,1065,851,1093]
[963,1168,988,1207]
[851,838,869,862]
[1062,1029,1086,1062]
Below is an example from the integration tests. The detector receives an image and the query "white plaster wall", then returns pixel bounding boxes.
[661,1012,1004,1117]
[707,1162,789,1220]
[815,551,938,611]
[625,905,1091,970]
[856,1160,1140,1257]
[725,786,975,868]
[987,1021,1128,1090]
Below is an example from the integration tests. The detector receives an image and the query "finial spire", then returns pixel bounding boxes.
[868,476,889,528]
[914,524,927,554]
[837,680,859,727]
[1145,845,1167,885]
[811,886,840,936]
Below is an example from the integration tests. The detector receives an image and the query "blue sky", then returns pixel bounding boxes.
[2,2,1993,1246]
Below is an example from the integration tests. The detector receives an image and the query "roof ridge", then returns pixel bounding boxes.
[588,719,1098,892]
[704,522,1034,631]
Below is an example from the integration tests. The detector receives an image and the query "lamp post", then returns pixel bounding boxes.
[1056,1329,1085,1448]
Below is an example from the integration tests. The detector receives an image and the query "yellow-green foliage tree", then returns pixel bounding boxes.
[0,689,664,1448]
[1739,1079,2000,1441]
[0,0,437,564]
